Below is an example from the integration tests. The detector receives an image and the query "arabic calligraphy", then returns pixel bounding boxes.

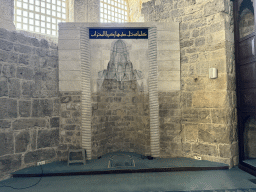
[89,29,148,39]
[91,31,147,38]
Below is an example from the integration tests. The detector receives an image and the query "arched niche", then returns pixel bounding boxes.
[239,0,255,38]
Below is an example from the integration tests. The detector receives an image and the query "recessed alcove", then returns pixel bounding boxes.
[58,22,181,160]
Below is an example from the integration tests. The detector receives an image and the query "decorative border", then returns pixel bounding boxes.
[148,27,160,157]
[80,27,92,160]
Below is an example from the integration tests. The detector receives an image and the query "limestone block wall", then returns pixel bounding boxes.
[0,0,15,30]
[142,0,238,166]
[91,80,150,159]
[0,28,59,180]
[58,91,82,160]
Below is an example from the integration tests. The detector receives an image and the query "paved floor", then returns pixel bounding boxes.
[244,159,256,168]
[12,152,228,176]
[0,167,256,192]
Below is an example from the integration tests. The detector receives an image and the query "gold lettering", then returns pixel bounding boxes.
[91,31,97,37]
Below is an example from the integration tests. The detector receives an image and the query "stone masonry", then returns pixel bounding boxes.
[0,28,59,180]
[141,0,238,166]
[59,91,82,161]
[91,79,150,159]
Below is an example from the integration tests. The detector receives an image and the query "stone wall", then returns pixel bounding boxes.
[59,91,82,160]
[0,0,15,30]
[0,28,59,180]
[141,0,238,166]
[91,79,150,159]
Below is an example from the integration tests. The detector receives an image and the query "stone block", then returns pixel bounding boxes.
[36,48,47,57]
[47,57,58,68]
[12,119,46,130]
[58,30,80,40]
[204,0,229,16]
[59,50,81,61]
[158,71,180,81]
[52,99,60,116]
[211,109,228,124]
[37,129,59,148]
[32,99,53,117]
[59,70,81,81]
[198,124,231,144]
[0,39,13,51]
[219,144,231,158]
[61,111,71,118]
[0,80,8,97]
[16,67,34,80]
[198,109,211,123]
[2,64,15,78]
[22,81,34,98]
[40,39,49,49]
[180,40,194,48]
[0,50,8,62]
[158,60,180,71]
[195,36,205,46]
[63,125,77,130]
[15,130,30,153]
[18,54,29,65]
[0,28,8,40]
[8,78,20,98]
[157,31,179,41]
[0,132,14,155]
[157,50,180,61]
[50,117,59,128]
[158,81,180,91]
[59,61,81,71]
[24,148,56,164]
[0,154,22,172]
[184,124,198,142]
[59,81,81,92]
[192,91,227,108]
[14,44,32,54]
[16,33,30,45]
[0,120,11,129]
[58,39,80,50]
[30,38,40,47]
[19,100,31,117]
[0,98,17,118]
[192,143,218,156]
[157,41,180,51]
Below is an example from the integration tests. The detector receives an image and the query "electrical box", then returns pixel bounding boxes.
[209,68,218,79]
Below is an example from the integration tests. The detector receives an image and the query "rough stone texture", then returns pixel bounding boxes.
[59,91,82,161]
[91,80,150,159]
[0,0,15,31]
[0,29,59,181]
[141,0,238,166]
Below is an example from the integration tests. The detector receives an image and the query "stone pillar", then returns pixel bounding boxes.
[74,0,100,22]
[0,0,15,30]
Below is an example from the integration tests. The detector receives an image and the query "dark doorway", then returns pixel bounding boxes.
[234,0,256,175]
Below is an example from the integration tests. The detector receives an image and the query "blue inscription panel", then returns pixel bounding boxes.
[89,28,148,39]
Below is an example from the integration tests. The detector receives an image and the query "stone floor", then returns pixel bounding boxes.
[11,152,229,176]
[244,159,256,168]
[0,167,256,191]
[0,153,256,192]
